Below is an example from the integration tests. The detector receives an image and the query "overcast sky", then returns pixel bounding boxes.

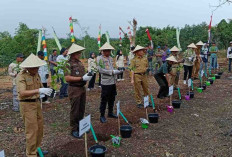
[0,0,231,38]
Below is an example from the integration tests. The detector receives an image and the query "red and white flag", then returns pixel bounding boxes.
[145,28,152,41]
[208,15,213,44]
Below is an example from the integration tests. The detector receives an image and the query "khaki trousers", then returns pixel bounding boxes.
[20,101,43,157]
[133,74,150,104]
[170,68,180,88]
[192,61,200,78]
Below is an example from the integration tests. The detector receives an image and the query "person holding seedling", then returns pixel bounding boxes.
[209,42,219,73]
[8,53,24,112]
[16,53,53,156]
[130,45,151,108]
[38,51,50,104]
[87,52,97,91]
[183,43,197,84]
[169,46,183,89]
[57,48,69,99]
[64,43,92,138]
[116,50,125,81]
[154,56,177,99]
[98,42,122,123]
[192,41,204,80]
[227,41,232,72]
[200,43,209,77]
[154,46,163,73]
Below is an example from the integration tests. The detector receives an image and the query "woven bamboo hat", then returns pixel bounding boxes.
[99,42,115,51]
[187,43,197,49]
[133,45,146,53]
[68,43,85,55]
[166,56,178,62]
[196,41,204,46]
[20,53,46,68]
[170,46,180,52]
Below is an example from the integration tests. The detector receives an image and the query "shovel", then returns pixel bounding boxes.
[150,94,156,113]
[37,148,44,157]
[119,111,130,126]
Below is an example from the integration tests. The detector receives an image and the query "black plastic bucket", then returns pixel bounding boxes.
[172,100,181,108]
[120,125,132,138]
[208,79,214,84]
[201,84,206,90]
[215,75,221,79]
[187,91,194,98]
[217,72,223,76]
[148,113,159,123]
[89,144,107,157]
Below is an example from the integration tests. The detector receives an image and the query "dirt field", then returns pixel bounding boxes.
[0,60,232,157]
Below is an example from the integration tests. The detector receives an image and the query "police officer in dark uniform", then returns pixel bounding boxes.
[65,43,92,138]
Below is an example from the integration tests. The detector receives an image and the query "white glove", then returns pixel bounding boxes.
[40,94,45,99]
[113,70,122,75]
[82,73,92,81]
[39,88,53,96]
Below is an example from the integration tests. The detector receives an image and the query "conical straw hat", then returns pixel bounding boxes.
[196,41,204,46]
[133,45,146,53]
[166,56,178,62]
[68,43,85,55]
[187,43,197,49]
[20,53,46,68]
[99,42,115,51]
[170,46,180,52]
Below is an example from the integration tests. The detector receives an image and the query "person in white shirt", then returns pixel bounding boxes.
[87,52,97,90]
[38,51,50,103]
[116,50,125,81]
[227,41,232,72]
[8,53,24,111]
[128,46,135,66]
[56,48,69,99]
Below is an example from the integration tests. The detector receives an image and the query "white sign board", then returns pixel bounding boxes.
[144,96,149,108]
[116,101,120,116]
[201,70,204,77]
[169,85,174,96]
[188,79,192,87]
[0,150,5,157]
[79,115,91,137]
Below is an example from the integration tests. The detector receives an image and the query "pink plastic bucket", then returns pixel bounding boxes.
[167,105,174,113]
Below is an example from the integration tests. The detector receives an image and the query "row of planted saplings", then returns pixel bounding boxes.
[89,71,223,157]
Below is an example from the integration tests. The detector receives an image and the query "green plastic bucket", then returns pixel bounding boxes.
[141,123,148,129]
[205,81,210,86]
[197,88,203,93]
[212,77,216,81]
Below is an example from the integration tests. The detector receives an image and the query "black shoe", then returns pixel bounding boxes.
[137,104,143,108]
[64,95,68,97]
[108,113,118,118]
[71,131,81,138]
[100,116,107,123]
[37,150,49,155]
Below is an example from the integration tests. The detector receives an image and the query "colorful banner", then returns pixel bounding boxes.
[127,26,132,46]
[145,28,152,41]
[52,27,62,51]
[69,17,75,43]
[97,24,101,48]
[106,31,110,44]
[36,30,42,54]
[176,28,182,51]
[42,28,48,60]
[208,15,213,44]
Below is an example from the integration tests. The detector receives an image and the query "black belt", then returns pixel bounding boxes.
[134,73,146,75]
[20,99,39,102]
[69,84,85,87]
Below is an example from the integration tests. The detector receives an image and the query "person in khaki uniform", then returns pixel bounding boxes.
[130,45,151,108]
[192,41,204,79]
[16,54,53,157]
[64,43,92,138]
[169,46,184,89]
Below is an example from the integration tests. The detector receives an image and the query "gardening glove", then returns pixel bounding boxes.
[39,88,53,96]
[82,73,92,81]
[113,70,122,75]
[40,93,45,99]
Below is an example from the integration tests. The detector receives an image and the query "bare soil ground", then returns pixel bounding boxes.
[0,60,232,157]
